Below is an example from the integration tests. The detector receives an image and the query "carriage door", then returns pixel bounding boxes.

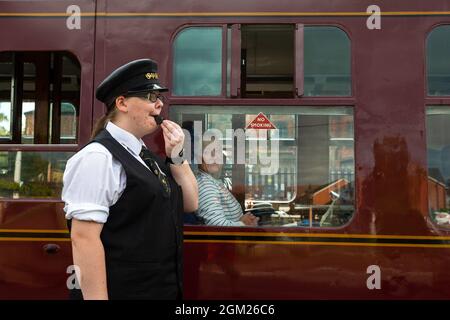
[0,1,95,298]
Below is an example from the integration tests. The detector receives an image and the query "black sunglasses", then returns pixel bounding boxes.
[124,91,165,103]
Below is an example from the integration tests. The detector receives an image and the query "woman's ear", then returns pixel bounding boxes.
[115,96,128,113]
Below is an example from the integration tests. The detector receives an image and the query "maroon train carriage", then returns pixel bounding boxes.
[0,0,449,299]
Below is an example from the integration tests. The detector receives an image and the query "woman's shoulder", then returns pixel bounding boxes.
[68,142,113,166]
[80,141,112,156]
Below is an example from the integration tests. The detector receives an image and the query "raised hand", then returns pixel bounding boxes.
[161,120,185,161]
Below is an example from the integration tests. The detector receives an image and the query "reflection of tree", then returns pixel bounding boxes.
[0,112,9,136]
[21,153,48,182]
[0,152,58,198]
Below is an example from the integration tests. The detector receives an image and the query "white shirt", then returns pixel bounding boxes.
[62,122,152,223]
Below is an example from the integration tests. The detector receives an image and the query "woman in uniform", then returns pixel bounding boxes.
[62,58,198,300]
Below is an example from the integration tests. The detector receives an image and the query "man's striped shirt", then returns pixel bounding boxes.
[196,170,244,226]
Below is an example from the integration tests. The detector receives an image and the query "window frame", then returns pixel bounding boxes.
[169,22,356,230]
[302,25,352,97]
[0,51,82,201]
[170,24,228,98]
[0,51,81,151]
[425,24,450,97]
[424,24,450,229]
[424,105,450,230]
[170,104,356,229]
[169,23,353,102]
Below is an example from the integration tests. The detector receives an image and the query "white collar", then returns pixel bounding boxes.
[105,121,145,157]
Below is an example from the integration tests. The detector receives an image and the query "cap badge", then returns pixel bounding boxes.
[145,72,159,80]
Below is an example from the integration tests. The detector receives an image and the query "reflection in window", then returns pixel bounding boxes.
[427,26,450,96]
[304,27,351,96]
[0,51,80,144]
[60,102,77,142]
[173,27,223,96]
[245,114,296,203]
[171,106,355,228]
[241,25,294,98]
[0,151,75,199]
[207,114,232,136]
[22,101,35,143]
[426,106,450,226]
[21,62,36,143]
[0,54,13,139]
[0,102,12,139]
[59,55,80,144]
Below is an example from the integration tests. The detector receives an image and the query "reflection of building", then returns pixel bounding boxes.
[329,115,353,139]
[23,110,34,137]
[24,103,76,140]
[428,168,448,211]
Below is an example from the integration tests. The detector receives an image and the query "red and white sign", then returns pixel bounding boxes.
[246,112,277,130]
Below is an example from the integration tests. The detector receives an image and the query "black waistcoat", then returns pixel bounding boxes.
[71,129,184,300]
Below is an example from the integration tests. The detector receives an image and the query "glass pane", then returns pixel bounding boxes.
[0,151,75,199]
[60,102,77,143]
[58,54,80,144]
[49,54,80,144]
[0,52,80,145]
[23,62,36,92]
[227,26,232,97]
[61,55,81,93]
[21,101,35,143]
[427,26,450,96]
[270,114,295,139]
[426,106,450,226]
[22,62,36,143]
[246,128,297,203]
[304,27,351,96]
[0,102,12,139]
[0,55,12,139]
[171,105,355,228]
[241,25,294,98]
[173,27,222,96]
[207,114,232,138]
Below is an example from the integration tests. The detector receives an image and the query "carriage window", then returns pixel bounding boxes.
[241,25,294,98]
[0,51,81,144]
[173,27,223,96]
[0,101,11,139]
[171,106,355,228]
[304,27,351,96]
[172,25,352,98]
[427,26,450,96]
[426,106,450,227]
[0,52,80,199]
[0,151,75,199]
[0,53,14,139]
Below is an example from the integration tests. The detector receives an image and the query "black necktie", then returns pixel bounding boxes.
[139,146,171,198]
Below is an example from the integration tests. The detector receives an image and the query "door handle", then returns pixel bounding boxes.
[43,243,60,254]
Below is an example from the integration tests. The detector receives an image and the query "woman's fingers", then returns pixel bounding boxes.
[163,121,185,138]
[162,120,178,133]
[161,123,185,158]
[162,122,184,143]
[162,125,181,144]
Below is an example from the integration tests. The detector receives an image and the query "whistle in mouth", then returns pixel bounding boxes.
[153,115,164,125]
